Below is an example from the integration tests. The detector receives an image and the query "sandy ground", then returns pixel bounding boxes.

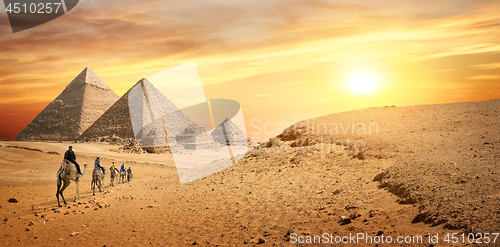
[1,99,499,246]
[0,143,461,247]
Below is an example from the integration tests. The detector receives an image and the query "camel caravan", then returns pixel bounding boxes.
[56,146,133,207]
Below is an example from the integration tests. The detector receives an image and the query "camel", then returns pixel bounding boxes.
[120,169,127,183]
[91,167,105,196]
[109,168,118,187]
[56,160,87,207]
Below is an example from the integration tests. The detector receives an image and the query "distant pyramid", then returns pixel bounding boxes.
[78,78,195,150]
[175,124,219,150]
[15,67,119,141]
[211,118,247,147]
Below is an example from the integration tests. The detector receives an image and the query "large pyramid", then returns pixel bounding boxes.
[78,78,195,149]
[15,67,119,141]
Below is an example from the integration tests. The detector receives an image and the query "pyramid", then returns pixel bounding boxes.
[175,124,219,150]
[211,118,247,147]
[78,78,195,149]
[15,67,119,141]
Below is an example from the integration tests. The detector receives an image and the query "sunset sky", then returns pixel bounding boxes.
[0,0,499,141]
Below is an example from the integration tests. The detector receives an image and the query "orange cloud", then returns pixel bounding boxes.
[469,75,500,80]
[471,63,500,70]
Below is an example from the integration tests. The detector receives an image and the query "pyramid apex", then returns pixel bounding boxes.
[84,67,98,76]
[83,67,91,73]
[138,78,152,87]
[66,67,110,90]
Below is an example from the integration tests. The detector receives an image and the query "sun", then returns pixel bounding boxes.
[348,72,377,93]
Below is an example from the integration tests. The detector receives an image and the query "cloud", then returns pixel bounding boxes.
[471,63,500,70]
[423,69,455,73]
[468,75,500,80]
[1,0,499,86]
[252,94,273,97]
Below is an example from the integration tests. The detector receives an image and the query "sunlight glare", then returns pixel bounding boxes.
[348,72,377,94]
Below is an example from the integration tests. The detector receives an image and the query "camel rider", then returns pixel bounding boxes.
[64,146,83,175]
[94,157,105,174]
[110,162,118,173]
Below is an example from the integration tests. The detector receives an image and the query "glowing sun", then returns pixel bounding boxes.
[348,73,377,93]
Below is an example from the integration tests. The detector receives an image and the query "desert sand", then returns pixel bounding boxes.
[1,99,500,246]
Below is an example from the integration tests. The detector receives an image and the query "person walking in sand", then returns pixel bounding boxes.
[64,146,83,175]
[126,167,133,182]
[127,167,133,178]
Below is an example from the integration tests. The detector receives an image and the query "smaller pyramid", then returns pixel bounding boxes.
[15,68,119,141]
[211,118,247,147]
[175,124,219,150]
